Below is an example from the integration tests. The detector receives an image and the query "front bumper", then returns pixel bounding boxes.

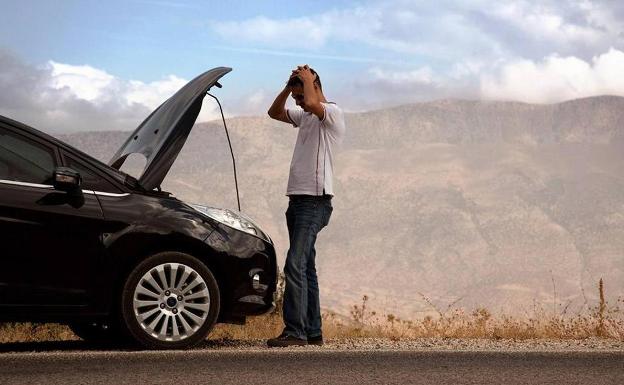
[228,246,277,317]
[205,225,278,323]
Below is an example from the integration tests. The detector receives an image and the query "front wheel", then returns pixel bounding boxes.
[120,251,220,349]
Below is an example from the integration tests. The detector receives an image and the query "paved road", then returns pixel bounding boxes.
[0,342,622,385]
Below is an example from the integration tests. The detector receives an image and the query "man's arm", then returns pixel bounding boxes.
[299,66,324,120]
[267,86,292,124]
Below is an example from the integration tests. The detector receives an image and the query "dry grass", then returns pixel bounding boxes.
[0,323,77,343]
[1,277,622,343]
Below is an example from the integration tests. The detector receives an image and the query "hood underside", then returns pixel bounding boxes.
[109,67,232,191]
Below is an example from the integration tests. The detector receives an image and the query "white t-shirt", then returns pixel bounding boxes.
[285,102,346,196]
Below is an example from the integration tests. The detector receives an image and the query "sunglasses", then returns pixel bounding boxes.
[292,93,305,102]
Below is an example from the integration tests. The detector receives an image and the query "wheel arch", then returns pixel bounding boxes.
[105,231,229,318]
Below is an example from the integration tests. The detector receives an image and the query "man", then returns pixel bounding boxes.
[266,65,346,347]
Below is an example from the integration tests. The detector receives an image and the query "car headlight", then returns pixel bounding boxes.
[188,203,270,242]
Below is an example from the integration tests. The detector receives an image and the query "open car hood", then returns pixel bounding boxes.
[109,67,231,191]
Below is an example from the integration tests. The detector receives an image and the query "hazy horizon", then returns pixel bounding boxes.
[17,94,624,135]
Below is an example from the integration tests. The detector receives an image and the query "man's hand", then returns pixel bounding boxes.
[291,64,324,120]
[284,71,297,90]
[292,64,317,84]
[269,78,295,123]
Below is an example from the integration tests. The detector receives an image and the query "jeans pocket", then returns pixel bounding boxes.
[322,204,333,227]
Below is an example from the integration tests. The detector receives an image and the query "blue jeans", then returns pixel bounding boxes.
[282,195,333,339]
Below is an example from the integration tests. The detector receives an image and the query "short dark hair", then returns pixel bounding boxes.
[287,67,322,90]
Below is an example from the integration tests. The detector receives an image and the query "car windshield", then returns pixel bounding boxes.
[62,144,140,189]
[89,156,139,188]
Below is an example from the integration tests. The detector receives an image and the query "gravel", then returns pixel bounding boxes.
[199,337,624,352]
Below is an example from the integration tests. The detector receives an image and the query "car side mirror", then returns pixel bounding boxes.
[53,167,82,193]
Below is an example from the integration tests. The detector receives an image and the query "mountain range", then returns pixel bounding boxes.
[58,95,624,318]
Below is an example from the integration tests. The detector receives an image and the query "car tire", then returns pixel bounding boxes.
[120,251,220,349]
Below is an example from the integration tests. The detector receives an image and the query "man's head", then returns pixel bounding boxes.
[287,67,323,111]
[287,67,322,90]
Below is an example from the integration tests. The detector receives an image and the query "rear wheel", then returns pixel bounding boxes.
[120,251,220,349]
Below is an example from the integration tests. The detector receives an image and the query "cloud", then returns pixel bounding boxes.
[210,4,504,60]
[0,50,226,133]
[125,75,188,110]
[212,16,331,49]
[209,45,399,64]
[326,47,624,111]
[207,1,624,112]
[369,67,436,86]
[4,0,624,133]
[48,61,188,110]
[480,1,608,55]
[211,1,624,63]
[225,88,273,116]
[49,61,116,101]
[48,60,192,113]
[334,64,479,112]
[481,48,624,103]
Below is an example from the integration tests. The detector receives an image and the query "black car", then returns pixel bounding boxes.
[0,67,277,349]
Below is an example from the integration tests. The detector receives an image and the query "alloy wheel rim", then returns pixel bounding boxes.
[132,262,211,342]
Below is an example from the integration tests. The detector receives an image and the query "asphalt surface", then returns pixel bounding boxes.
[0,342,622,385]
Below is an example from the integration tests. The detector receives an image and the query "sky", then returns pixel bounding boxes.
[1,0,624,132]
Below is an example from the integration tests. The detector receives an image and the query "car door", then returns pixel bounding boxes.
[0,125,105,309]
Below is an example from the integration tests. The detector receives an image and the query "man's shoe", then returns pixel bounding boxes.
[267,334,307,347]
[307,334,324,346]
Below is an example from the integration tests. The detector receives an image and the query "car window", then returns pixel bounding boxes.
[63,153,122,193]
[0,127,56,185]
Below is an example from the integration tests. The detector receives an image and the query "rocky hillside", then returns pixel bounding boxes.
[58,95,624,317]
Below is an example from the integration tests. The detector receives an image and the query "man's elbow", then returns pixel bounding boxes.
[267,105,277,115]
[267,108,282,120]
